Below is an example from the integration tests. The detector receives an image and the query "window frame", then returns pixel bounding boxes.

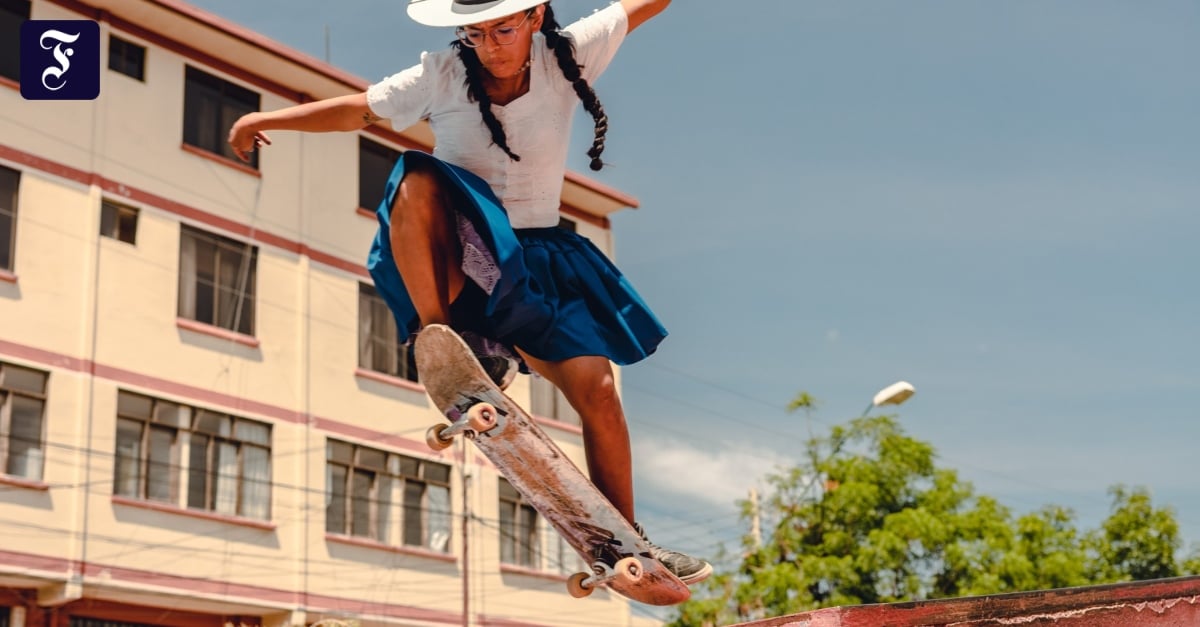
[325,439,452,552]
[499,478,541,568]
[107,34,146,81]
[100,198,139,245]
[0,361,49,482]
[0,0,31,83]
[358,282,417,382]
[182,65,261,168]
[0,164,20,273]
[358,137,402,212]
[178,224,258,337]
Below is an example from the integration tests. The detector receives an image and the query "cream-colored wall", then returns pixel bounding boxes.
[0,1,649,625]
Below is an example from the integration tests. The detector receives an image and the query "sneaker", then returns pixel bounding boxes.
[634,523,713,585]
[459,331,519,391]
[477,354,519,391]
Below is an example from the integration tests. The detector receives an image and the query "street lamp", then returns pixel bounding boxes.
[861,380,915,416]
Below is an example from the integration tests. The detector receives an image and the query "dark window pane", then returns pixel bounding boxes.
[187,433,210,509]
[351,469,373,537]
[358,138,401,210]
[107,35,145,81]
[146,426,175,502]
[0,165,19,271]
[0,0,30,82]
[403,481,424,547]
[326,464,347,533]
[182,66,260,167]
[100,200,138,244]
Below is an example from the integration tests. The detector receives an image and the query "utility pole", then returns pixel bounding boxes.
[749,488,762,550]
[460,440,471,627]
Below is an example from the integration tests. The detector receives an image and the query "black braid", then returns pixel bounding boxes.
[540,3,609,171]
[453,41,521,161]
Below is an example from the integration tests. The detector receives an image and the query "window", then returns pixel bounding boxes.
[108,35,145,81]
[0,0,30,83]
[325,440,451,552]
[0,361,49,481]
[186,410,271,519]
[179,224,257,336]
[0,165,18,272]
[358,283,417,381]
[0,606,8,627]
[530,377,579,425]
[114,390,271,519]
[100,199,138,244]
[113,391,185,503]
[182,66,260,167]
[499,478,540,568]
[359,137,401,212]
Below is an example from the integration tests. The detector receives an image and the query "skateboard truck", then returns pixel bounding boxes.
[426,402,500,451]
[566,557,645,598]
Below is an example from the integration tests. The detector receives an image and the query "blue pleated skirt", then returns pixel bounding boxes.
[366,151,668,368]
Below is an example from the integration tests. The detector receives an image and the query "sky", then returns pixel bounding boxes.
[185,0,1200,588]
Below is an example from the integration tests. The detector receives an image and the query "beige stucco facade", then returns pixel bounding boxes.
[0,1,658,626]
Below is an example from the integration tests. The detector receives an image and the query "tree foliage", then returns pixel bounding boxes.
[668,402,1200,627]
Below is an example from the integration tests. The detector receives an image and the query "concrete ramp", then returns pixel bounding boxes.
[728,576,1200,626]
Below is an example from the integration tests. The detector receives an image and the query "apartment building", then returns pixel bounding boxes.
[0,1,656,626]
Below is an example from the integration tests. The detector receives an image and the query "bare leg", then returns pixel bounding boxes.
[389,160,466,327]
[517,350,636,523]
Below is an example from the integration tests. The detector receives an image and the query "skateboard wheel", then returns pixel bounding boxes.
[566,572,594,598]
[613,557,644,585]
[466,403,499,433]
[425,424,453,451]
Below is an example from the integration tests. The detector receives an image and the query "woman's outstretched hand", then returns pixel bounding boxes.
[228,113,272,163]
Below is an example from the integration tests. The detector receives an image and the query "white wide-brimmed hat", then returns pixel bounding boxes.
[407,0,546,28]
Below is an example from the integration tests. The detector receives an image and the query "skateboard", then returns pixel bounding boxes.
[414,324,691,606]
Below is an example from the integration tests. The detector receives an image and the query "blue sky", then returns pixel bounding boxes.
[186,0,1200,571]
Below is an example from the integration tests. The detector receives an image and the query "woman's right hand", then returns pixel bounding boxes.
[228,113,273,163]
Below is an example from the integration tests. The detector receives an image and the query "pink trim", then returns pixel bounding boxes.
[531,416,584,436]
[0,337,90,372]
[354,367,424,393]
[0,76,17,92]
[355,207,375,220]
[180,143,262,178]
[176,318,262,348]
[312,417,454,461]
[112,495,277,531]
[0,142,372,281]
[325,533,457,563]
[0,474,51,492]
[90,362,306,424]
[498,563,569,583]
[0,269,17,283]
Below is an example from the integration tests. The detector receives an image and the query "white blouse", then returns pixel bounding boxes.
[366,3,628,229]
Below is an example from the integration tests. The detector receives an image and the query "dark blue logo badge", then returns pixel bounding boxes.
[20,20,100,100]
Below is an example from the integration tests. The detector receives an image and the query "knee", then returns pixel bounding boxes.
[575,372,622,417]
[393,162,445,225]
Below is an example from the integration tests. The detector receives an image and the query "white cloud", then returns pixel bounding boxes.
[633,438,793,508]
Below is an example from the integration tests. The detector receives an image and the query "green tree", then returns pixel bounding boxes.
[1084,485,1181,582]
[669,399,1195,627]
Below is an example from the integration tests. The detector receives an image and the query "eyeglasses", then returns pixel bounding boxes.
[455,10,533,48]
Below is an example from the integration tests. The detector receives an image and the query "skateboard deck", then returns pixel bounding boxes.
[414,324,690,606]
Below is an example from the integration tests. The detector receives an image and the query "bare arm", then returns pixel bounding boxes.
[621,0,670,34]
[227,92,380,162]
